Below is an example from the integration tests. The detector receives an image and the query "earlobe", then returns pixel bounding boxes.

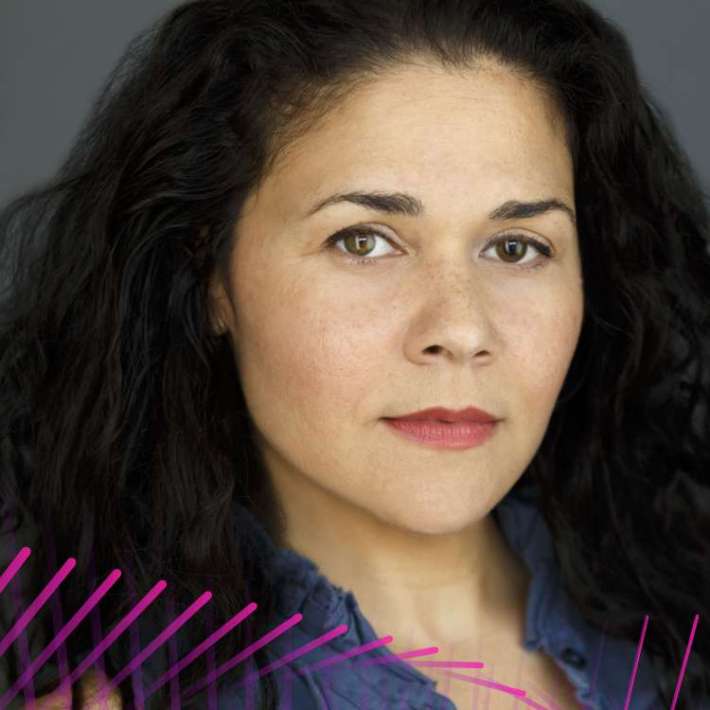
[207,274,229,336]
[212,317,227,336]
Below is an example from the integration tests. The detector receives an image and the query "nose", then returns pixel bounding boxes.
[402,259,498,367]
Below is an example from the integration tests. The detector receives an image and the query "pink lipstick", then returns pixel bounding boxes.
[382,406,500,450]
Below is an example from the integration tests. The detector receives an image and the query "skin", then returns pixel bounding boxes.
[209,56,585,705]
[30,670,121,709]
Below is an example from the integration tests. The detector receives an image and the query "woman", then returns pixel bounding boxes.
[1,0,709,708]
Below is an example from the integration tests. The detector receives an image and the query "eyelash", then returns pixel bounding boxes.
[324,227,554,270]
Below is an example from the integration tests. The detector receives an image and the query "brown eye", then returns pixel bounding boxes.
[324,226,553,270]
[495,237,528,263]
[483,234,553,270]
[343,230,378,257]
[324,227,398,265]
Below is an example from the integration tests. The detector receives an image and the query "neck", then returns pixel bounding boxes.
[271,465,532,654]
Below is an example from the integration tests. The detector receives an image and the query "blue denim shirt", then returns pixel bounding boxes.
[228,483,668,710]
[0,485,695,708]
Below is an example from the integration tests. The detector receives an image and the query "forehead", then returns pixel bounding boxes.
[248,60,574,223]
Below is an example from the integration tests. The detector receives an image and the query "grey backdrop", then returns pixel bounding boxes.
[1,1,709,207]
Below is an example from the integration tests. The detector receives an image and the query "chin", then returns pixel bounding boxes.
[372,501,488,537]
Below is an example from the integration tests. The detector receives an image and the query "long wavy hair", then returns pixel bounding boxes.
[1,0,709,707]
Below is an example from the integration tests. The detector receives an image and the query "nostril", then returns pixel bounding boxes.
[424,345,444,354]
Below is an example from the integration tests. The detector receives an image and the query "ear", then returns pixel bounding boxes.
[207,268,230,336]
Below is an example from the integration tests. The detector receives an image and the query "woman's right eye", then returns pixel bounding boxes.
[323,227,399,265]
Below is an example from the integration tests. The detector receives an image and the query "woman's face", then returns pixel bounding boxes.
[209,58,584,535]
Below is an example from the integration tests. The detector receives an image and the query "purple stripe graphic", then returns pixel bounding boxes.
[412,660,484,669]
[124,572,146,710]
[670,612,700,710]
[353,644,441,669]
[0,546,31,594]
[302,634,394,672]
[0,557,76,657]
[144,601,257,698]
[440,668,553,708]
[182,612,304,699]
[232,623,349,710]
[250,623,349,679]
[107,590,213,692]
[7,535,36,705]
[441,668,527,696]
[1,543,703,710]
[623,613,649,710]
[69,580,167,686]
[0,568,121,707]
[45,537,70,702]
[166,597,180,710]
[87,554,106,678]
[206,611,218,710]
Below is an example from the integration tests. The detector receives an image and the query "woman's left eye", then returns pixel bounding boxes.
[323,227,554,270]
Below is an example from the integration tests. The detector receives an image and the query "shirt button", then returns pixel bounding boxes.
[560,647,587,669]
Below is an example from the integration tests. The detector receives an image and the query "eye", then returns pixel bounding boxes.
[324,226,554,269]
[324,227,399,265]
[481,233,553,269]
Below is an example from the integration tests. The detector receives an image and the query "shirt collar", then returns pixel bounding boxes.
[235,484,660,709]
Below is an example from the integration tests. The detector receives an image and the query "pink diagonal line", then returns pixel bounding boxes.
[6,533,35,704]
[0,546,31,594]
[228,622,350,709]
[412,660,485,669]
[353,644,441,668]
[441,668,538,705]
[182,612,303,699]
[248,622,349,679]
[302,634,394,672]
[68,580,168,687]
[144,601,258,698]
[670,613,700,710]
[439,669,527,697]
[394,645,440,659]
[107,590,213,692]
[623,613,649,710]
[0,557,76,657]
[0,568,121,707]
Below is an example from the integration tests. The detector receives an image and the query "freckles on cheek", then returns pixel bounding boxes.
[528,310,583,396]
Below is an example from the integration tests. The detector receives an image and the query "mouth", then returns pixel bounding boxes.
[382,417,498,450]
[385,405,499,424]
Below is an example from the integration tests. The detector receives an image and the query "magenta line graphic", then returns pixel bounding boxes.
[0,567,121,707]
[670,613,700,710]
[623,613,649,709]
[0,546,30,595]
[146,601,258,697]
[71,579,168,706]
[0,557,76,657]
[181,611,304,699]
[111,591,212,687]
[300,634,394,672]
[5,534,35,705]
[0,545,704,709]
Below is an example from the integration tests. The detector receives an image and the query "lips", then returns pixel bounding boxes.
[382,416,498,449]
[385,406,498,424]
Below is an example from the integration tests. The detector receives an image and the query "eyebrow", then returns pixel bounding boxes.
[305,190,577,228]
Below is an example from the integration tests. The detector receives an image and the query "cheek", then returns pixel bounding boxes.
[510,290,584,406]
[234,268,383,437]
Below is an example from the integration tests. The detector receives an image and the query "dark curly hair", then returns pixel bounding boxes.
[1,0,709,708]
